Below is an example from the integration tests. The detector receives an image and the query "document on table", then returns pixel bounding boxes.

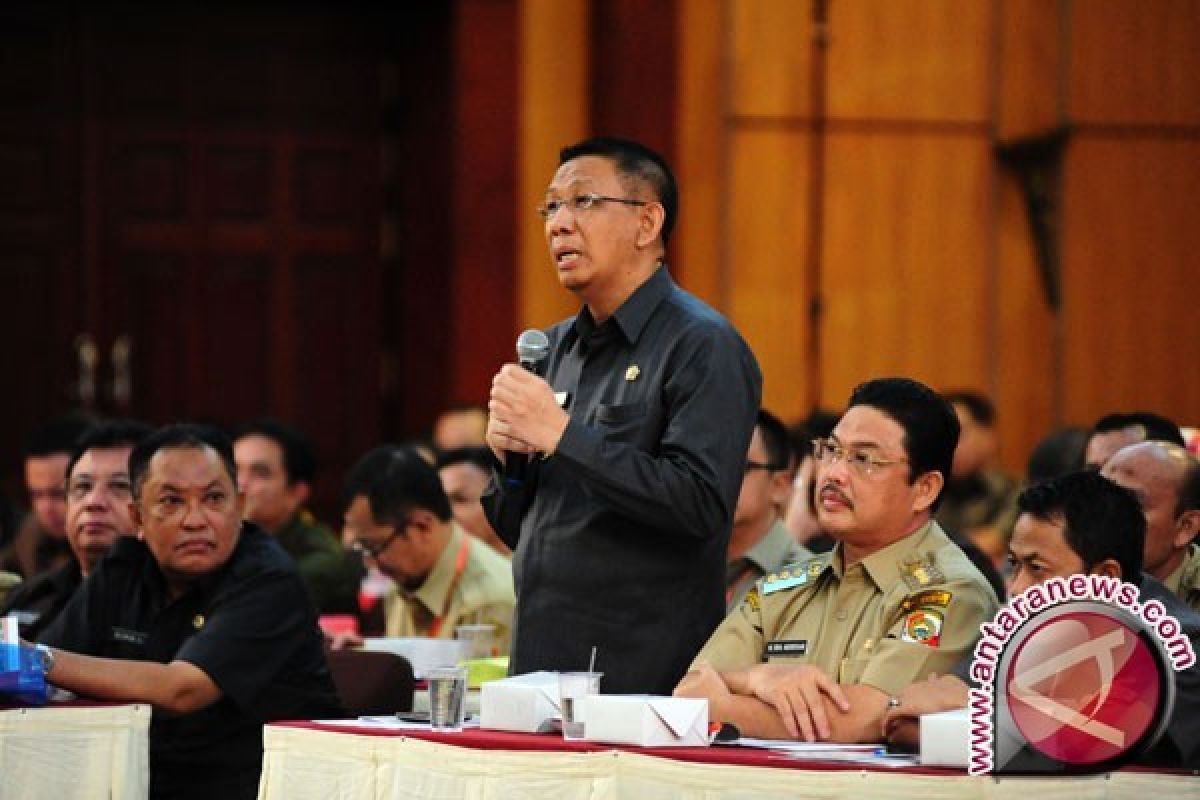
[721,738,920,767]
[312,715,480,730]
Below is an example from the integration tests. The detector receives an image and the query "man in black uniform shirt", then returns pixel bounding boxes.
[37,424,341,800]
[484,137,762,694]
[3,420,149,639]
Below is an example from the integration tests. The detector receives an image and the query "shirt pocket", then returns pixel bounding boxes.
[595,401,646,425]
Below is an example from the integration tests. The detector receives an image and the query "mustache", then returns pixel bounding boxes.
[819,482,852,507]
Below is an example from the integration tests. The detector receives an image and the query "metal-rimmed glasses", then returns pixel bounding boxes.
[537,193,647,220]
[810,437,908,477]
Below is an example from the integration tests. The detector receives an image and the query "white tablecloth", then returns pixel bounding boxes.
[0,703,150,800]
[258,723,1200,800]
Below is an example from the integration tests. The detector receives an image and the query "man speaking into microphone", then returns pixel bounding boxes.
[484,137,761,694]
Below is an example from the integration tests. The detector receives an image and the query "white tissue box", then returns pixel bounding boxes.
[360,637,468,679]
[479,671,561,733]
[581,695,708,747]
[919,708,969,766]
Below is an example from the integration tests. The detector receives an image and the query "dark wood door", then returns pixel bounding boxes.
[0,4,404,518]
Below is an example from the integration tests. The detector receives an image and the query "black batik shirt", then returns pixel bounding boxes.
[41,523,342,800]
[485,266,762,695]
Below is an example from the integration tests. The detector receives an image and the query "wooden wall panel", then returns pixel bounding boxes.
[993,173,1056,473]
[729,0,812,118]
[518,0,589,330]
[727,129,811,421]
[996,0,1064,140]
[675,0,724,307]
[827,0,992,123]
[449,0,517,404]
[1060,138,1200,425]
[1068,0,1200,126]
[818,133,992,407]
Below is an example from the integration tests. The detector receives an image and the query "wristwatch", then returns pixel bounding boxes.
[34,644,56,676]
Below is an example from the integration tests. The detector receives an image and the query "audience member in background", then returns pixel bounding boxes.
[339,445,514,653]
[1084,410,1185,469]
[233,419,358,614]
[883,470,1200,769]
[1102,441,1200,610]
[2,420,149,639]
[784,409,839,553]
[38,424,341,800]
[726,410,811,611]
[676,378,997,743]
[437,446,510,557]
[432,405,489,452]
[936,391,1019,569]
[0,570,19,610]
[0,414,94,578]
[1025,425,1088,484]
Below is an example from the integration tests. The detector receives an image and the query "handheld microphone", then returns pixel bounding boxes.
[505,329,551,488]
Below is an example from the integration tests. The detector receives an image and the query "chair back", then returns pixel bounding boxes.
[326,648,415,716]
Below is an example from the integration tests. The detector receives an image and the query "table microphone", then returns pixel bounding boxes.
[505,329,550,488]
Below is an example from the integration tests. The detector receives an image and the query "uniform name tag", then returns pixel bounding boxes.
[554,391,569,408]
[111,627,148,646]
[766,640,808,657]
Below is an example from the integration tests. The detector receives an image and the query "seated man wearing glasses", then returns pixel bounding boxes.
[726,409,811,612]
[675,378,998,743]
[339,445,514,654]
[36,424,341,800]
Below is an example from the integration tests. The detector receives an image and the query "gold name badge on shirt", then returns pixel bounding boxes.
[625,365,640,382]
[192,614,205,630]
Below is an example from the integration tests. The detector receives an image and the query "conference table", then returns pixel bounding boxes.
[0,702,150,800]
[258,719,1200,800]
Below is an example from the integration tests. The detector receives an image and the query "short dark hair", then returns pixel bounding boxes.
[344,445,452,524]
[129,424,238,500]
[1017,471,1144,580]
[1091,411,1185,447]
[1026,426,1089,484]
[846,378,960,510]
[233,418,317,485]
[942,390,996,427]
[65,419,152,483]
[755,409,794,471]
[25,414,95,459]
[558,136,678,246]
[436,446,493,473]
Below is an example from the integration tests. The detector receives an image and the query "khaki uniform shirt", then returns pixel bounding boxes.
[384,523,516,655]
[726,519,812,613]
[694,520,999,697]
[1164,544,1200,613]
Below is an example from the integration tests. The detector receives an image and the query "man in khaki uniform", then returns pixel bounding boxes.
[725,409,810,612]
[1102,440,1200,611]
[340,445,515,654]
[676,378,998,743]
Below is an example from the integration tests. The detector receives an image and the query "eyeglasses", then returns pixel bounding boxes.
[350,519,410,559]
[810,438,908,477]
[537,193,647,220]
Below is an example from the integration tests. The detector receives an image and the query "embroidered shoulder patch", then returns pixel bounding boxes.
[899,589,952,613]
[900,555,946,591]
[762,557,827,595]
[742,587,762,612]
[900,609,943,647]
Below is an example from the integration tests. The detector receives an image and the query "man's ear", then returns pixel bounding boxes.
[287,479,312,509]
[130,500,144,541]
[407,508,438,539]
[912,471,944,514]
[1174,508,1200,549]
[635,202,666,250]
[769,468,794,510]
[1090,557,1123,581]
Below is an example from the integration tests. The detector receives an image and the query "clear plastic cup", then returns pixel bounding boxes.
[558,671,602,740]
[427,666,469,731]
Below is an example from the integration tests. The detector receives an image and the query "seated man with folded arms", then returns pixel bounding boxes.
[676,378,998,743]
[2,419,149,639]
[883,470,1200,768]
[36,424,341,800]
[339,445,515,654]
